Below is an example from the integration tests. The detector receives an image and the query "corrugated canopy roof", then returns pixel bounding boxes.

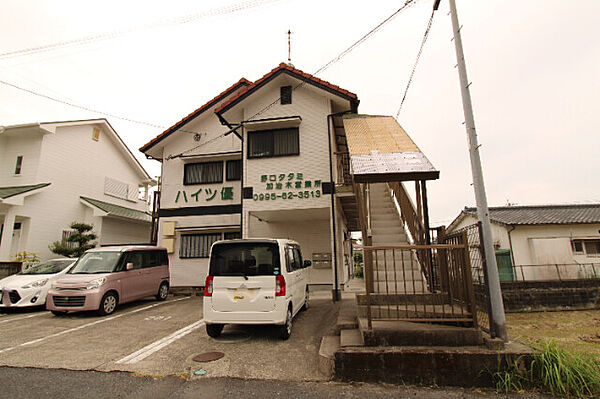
[342,115,439,182]
[0,183,50,199]
[80,196,151,223]
[462,204,600,226]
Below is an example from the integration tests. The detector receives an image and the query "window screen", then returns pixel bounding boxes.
[184,162,223,185]
[247,128,299,158]
[226,160,242,181]
[180,233,221,258]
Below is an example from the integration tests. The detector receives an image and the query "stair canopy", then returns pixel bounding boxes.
[342,115,439,183]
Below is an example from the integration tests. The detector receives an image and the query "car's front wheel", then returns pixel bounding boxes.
[206,324,224,338]
[97,292,118,316]
[301,288,309,311]
[278,307,292,340]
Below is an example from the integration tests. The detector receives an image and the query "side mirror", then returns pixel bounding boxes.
[126,262,134,271]
[303,260,312,268]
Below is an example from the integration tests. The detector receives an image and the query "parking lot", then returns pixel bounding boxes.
[0,290,339,381]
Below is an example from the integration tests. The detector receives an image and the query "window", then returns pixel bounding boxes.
[14,156,23,175]
[180,233,221,258]
[61,229,78,249]
[209,242,281,276]
[104,177,129,199]
[226,160,242,181]
[142,250,163,268]
[572,239,600,256]
[184,161,223,185]
[247,128,299,158]
[286,246,304,272]
[224,231,242,240]
[280,86,292,104]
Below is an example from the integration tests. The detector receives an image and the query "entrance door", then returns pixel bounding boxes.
[10,223,21,257]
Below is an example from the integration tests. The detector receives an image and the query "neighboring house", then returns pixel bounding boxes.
[447,204,600,281]
[141,63,360,288]
[0,119,155,261]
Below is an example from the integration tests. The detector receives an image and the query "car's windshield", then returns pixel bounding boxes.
[69,252,121,274]
[20,260,74,275]
[209,242,281,276]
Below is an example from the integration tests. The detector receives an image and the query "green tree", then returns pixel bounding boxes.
[49,222,97,258]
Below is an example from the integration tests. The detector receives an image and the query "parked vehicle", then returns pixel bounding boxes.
[46,246,169,316]
[0,258,76,309]
[203,239,311,340]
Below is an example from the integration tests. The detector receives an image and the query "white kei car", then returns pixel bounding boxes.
[203,239,311,340]
[0,258,76,309]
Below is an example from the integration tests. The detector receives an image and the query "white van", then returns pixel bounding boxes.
[203,239,311,340]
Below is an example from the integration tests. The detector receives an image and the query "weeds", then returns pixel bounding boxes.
[492,340,600,397]
[530,340,600,398]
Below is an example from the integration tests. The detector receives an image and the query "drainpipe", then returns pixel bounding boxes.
[507,225,516,272]
[327,110,352,302]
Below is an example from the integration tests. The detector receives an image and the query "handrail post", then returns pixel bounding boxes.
[462,231,478,328]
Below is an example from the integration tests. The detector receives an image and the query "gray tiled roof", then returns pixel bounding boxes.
[463,204,600,225]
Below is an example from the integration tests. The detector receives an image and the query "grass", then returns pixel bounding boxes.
[506,310,600,360]
[492,310,600,397]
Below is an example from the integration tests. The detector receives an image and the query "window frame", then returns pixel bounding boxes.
[247,127,300,159]
[572,239,600,256]
[183,161,224,186]
[179,233,221,259]
[225,159,242,181]
[14,155,23,175]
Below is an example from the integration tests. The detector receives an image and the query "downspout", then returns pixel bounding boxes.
[507,225,516,270]
[327,109,352,302]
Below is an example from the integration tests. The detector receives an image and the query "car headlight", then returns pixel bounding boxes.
[22,278,49,289]
[86,277,107,290]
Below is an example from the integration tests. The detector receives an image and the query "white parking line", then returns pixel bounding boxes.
[0,297,190,354]
[116,319,205,364]
[0,312,47,324]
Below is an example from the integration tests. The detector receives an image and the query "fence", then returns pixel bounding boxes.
[361,243,478,330]
[438,223,493,335]
[492,262,600,283]
[0,261,22,278]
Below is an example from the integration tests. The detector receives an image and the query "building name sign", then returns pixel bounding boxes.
[175,186,234,203]
[253,172,322,201]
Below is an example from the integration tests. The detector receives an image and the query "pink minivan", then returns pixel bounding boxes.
[46,246,169,316]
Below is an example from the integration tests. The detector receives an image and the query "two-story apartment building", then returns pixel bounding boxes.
[141,63,359,289]
[0,119,155,261]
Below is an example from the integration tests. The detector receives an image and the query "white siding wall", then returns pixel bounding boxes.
[0,132,43,186]
[0,123,151,261]
[100,218,150,246]
[449,214,600,280]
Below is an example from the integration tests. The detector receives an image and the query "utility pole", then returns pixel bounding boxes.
[447,0,508,340]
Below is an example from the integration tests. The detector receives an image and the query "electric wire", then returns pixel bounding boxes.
[246,0,420,122]
[0,0,420,159]
[395,8,435,119]
[0,0,283,61]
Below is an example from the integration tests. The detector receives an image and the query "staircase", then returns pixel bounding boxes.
[368,183,427,294]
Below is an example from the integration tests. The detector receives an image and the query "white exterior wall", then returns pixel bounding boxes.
[0,122,151,261]
[100,217,150,246]
[155,94,243,287]
[449,214,600,280]
[0,132,43,185]
[151,74,353,288]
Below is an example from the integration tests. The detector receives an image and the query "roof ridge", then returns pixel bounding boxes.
[214,63,358,115]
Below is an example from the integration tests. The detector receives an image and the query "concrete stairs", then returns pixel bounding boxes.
[317,293,530,386]
[367,183,427,294]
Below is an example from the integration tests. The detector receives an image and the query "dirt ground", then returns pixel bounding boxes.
[506,309,600,359]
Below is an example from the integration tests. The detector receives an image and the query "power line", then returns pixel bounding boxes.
[395,8,435,119]
[0,0,283,61]
[247,0,420,122]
